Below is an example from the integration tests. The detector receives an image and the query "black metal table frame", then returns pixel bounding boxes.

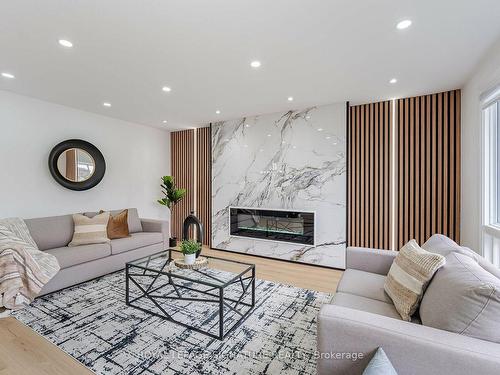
[125,248,256,340]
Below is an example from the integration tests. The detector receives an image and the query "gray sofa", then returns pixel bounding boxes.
[317,239,500,375]
[24,208,168,295]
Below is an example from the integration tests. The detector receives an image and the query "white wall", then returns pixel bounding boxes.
[0,90,171,221]
[462,36,500,252]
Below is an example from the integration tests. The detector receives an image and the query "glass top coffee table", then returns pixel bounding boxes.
[125,248,256,340]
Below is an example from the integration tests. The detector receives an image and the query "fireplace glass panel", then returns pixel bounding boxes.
[230,208,314,245]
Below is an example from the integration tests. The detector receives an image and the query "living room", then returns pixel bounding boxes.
[1,1,500,374]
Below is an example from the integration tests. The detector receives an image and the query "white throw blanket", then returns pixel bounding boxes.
[0,218,60,311]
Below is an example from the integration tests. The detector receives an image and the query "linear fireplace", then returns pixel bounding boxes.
[229,207,315,245]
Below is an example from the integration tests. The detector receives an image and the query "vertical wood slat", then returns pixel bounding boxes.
[426,95,432,240]
[396,89,461,246]
[437,92,443,235]
[348,101,392,249]
[349,105,357,247]
[431,94,438,239]
[170,129,195,241]
[415,97,420,246]
[360,105,365,246]
[369,103,374,248]
[398,99,404,249]
[455,92,462,242]
[196,127,212,246]
[374,103,379,248]
[385,101,391,250]
[356,106,361,246]
[409,98,415,243]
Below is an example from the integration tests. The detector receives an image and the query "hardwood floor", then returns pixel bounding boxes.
[0,248,343,375]
[0,316,92,375]
[203,247,342,294]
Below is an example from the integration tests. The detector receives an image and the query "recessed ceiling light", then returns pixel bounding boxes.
[292,145,297,149]
[389,78,398,84]
[317,128,323,132]
[250,61,261,68]
[396,19,412,30]
[162,86,172,92]
[245,123,250,128]
[58,39,73,48]
[326,136,331,139]
[215,110,221,114]
[1,72,15,79]
[162,120,168,124]
[287,97,294,101]
[259,148,264,152]
[103,102,111,107]
[267,134,271,137]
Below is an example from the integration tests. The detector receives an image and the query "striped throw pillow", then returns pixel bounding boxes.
[68,212,110,247]
[384,239,445,321]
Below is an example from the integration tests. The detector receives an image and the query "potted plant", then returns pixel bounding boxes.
[180,239,201,265]
[157,175,186,247]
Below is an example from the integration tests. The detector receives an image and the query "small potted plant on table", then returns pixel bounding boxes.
[180,239,201,265]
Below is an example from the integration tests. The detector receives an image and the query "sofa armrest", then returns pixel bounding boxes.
[346,247,397,275]
[140,218,169,245]
[317,304,500,375]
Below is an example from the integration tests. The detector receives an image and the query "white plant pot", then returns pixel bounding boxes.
[184,253,196,265]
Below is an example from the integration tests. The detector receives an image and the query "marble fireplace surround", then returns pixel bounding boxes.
[211,102,346,269]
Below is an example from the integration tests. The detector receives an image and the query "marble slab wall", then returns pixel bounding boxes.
[212,103,346,268]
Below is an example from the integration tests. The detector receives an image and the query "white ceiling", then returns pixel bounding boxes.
[1,0,500,130]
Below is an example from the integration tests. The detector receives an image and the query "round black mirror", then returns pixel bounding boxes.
[48,139,105,191]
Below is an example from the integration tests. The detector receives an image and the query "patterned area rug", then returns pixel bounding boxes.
[13,266,331,375]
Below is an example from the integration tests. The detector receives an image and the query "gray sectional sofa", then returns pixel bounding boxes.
[317,235,500,375]
[25,208,168,295]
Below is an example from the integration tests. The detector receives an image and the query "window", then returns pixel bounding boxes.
[482,87,500,267]
[484,100,499,224]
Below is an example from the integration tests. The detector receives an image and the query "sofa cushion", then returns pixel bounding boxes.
[25,214,74,250]
[332,292,402,320]
[86,208,142,233]
[422,234,479,261]
[45,243,111,269]
[423,234,500,279]
[384,240,445,321]
[110,232,163,255]
[477,257,500,279]
[337,269,392,304]
[420,252,500,343]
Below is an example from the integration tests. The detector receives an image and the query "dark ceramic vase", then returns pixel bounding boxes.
[183,211,204,258]
[169,237,177,248]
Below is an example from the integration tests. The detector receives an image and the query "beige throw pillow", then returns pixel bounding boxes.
[384,239,445,321]
[68,212,110,247]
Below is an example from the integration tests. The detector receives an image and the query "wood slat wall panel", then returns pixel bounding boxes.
[170,129,195,241]
[348,89,461,251]
[196,127,212,246]
[348,101,392,249]
[396,89,461,248]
